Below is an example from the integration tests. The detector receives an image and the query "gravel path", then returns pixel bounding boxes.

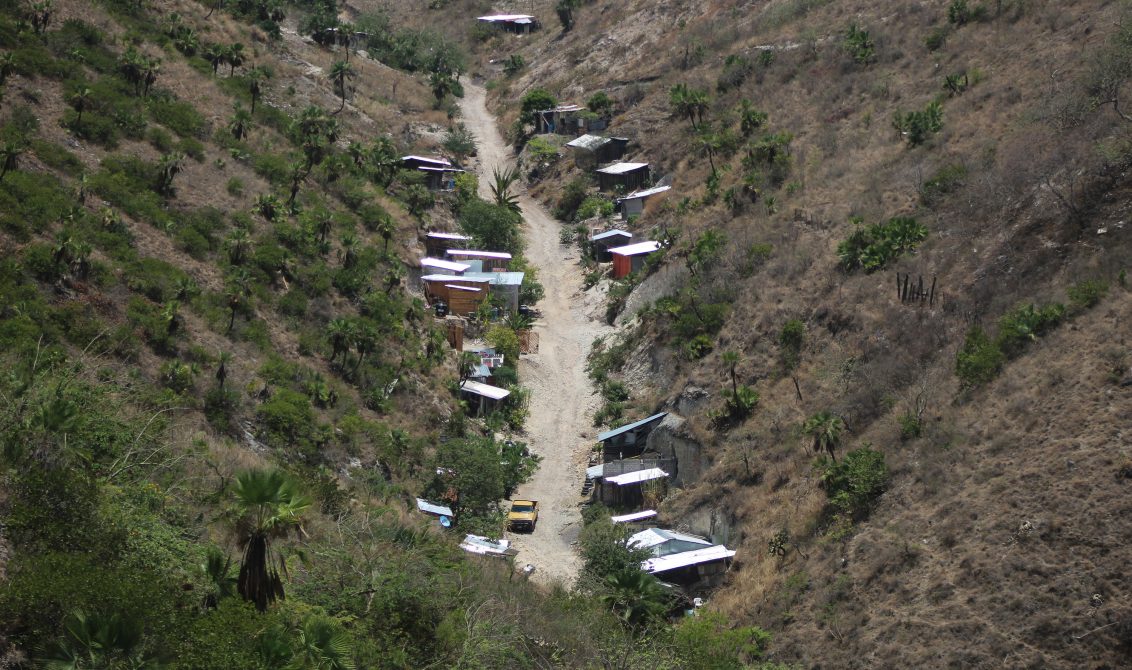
[459,84,610,586]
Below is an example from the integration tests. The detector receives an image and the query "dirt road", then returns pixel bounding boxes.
[459,84,609,586]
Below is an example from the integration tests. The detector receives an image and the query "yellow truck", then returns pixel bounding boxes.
[507,500,538,532]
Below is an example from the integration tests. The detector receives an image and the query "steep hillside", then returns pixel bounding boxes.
[476,0,1132,666]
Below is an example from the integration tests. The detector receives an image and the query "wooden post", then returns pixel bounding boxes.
[929,276,936,307]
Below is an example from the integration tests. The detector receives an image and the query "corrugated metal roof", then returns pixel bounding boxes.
[463,271,525,286]
[420,274,490,283]
[586,463,604,479]
[477,14,535,22]
[445,285,482,292]
[591,229,632,242]
[447,249,513,260]
[470,363,492,378]
[418,166,465,172]
[421,257,470,273]
[536,104,584,114]
[416,498,454,517]
[611,510,658,523]
[566,134,612,151]
[629,527,712,550]
[427,231,471,240]
[459,534,517,556]
[608,240,661,257]
[618,184,671,201]
[642,545,736,574]
[402,155,451,166]
[459,380,510,400]
[597,411,668,442]
[596,162,649,175]
[608,467,668,486]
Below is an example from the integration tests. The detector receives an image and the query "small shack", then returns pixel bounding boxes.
[416,498,454,522]
[421,274,491,315]
[534,104,584,135]
[426,231,471,257]
[596,162,650,192]
[617,184,671,220]
[446,249,512,271]
[590,229,632,262]
[459,379,510,416]
[598,412,668,461]
[566,134,629,168]
[476,14,540,34]
[630,528,736,586]
[420,257,470,276]
[608,240,661,279]
[401,155,464,191]
[587,459,671,506]
[463,271,525,313]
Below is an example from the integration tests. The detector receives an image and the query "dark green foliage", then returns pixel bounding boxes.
[520,88,557,125]
[256,388,323,455]
[820,446,889,517]
[921,163,967,205]
[925,25,950,51]
[995,303,1065,357]
[894,101,943,145]
[503,53,525,76]
[459,198,522,254]
[717,54,753,93]
[837,216,928,272]
[579,516,652,582]
[843,23,876,64]
[955,326,1005,387]
[149,93,207,138]
[672,613,771,670]
[586,91,614,117]
[947,0,973,25]
[779,319,805,371]
[554,176,591,220]
[1068,279,1109,310]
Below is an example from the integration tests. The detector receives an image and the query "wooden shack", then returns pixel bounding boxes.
[426,231,471,257]
[401,155,464,191]
[598,412,668,461]
[608,241,661,279]
[586,458,674,506]
[566,134,629,168]
[590,229,632,262]
[459,379,510,416]
[421,274,491,315]
[462,271,525,313]
[476,14,540,34]
[617,184,671,220]
[596,162,650,192]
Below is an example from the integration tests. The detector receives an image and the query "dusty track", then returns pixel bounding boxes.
[459,84,609,586]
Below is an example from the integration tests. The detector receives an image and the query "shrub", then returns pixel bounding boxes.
[955,326,1005,388]
[995,303,1065,357]
[894,101,943,146]
[779,319,805,370]
[526,136,560,163]
[519,88,556,126]
[1068,279,1109,311]
[256,388,319,452]
[442,123,476,161]
[717,54,753,92]
[947,0,971,25]
[554,176,590,221]
[682,334,714,360]
[226,177,244,196]
[924,25,950,51]
[837,216,928,272]
[503,54,525,76]
[575,195,613,221]
[898,412,922,440]
[921,163,967,205]
[820,446,888,518]
[579,516,652,582]
[844,23,876,64]
[586,91,614,117]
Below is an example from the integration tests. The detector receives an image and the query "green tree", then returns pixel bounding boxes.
[737,99,768,138]
[247,65,270,113]
[459,199,521,254]
[519,88,557,126]
[68,88,93,124]
[0,140,23,180]
[287,615,357,669]
[669,83,710,130]
[490,166,522,213]
[204,43,226,75]
[328,60,355,113]
[821,445,888,517]
[432,437,506,523]
[601,568,669,627]
[155,152,183,196]
[579,515,652,581]
[225,42,246,76]
[555,0,579,31]
[39,609,160,669]
[326,318,356,364]
[587,91,614,117]
[201,546,237,609]
[229,104,253,140]
[231,468,311,612]
[672,612,771,670]
[802,411,846,461]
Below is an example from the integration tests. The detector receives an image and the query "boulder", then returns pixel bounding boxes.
[646,413,709,488]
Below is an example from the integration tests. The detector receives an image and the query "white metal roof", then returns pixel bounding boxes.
[629,527,712,550]
[608,468,668,486]
[459,534,517,556]
[566,134,612,151]
[608,240,661,257]
[642,545,736,574]
[420,274,490,283]
[596,162,649,175]
[427,231,471,240]
[459,380,510,401]
[611,510,658,523]
[447,249,513,260]
[591,229,632,242]
[536,103,584,114]
[446,284,482,292]
[619,184,671,201]
[402,155,451,166]
[585,463,604,478]
[477,14,535,22]
[418,166,465,173]
[416,498,454,517]
[421,257,470,273]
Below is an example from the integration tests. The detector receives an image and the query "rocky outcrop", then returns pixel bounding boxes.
[645,413,709,488]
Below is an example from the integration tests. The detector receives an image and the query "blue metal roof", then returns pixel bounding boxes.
[597,412,668,442]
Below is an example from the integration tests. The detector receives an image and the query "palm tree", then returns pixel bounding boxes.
[600,569,669,627]
[0,140,25,180]
[328,60,354,113]
[738,99,767,138]
[39,609,157,668]
[457,351,480,382]
[204,43,225,75]
[154,152,183,196]
[288,161,309,207]
[253,193,281,222]
[246,65,269,113]
[174,27,200,56]
[205,0,224,19]
[326,318,354,364]
[228,104,253,140]
[338,233,359,269]
[225,227,252,264]
[288,615,356,670]
[669,83,709,129]
[141,56,160,96]
[225,274,249,334]
[225,42,246,76]
[346,141,366,171]
[336,21,356,62]
[802,411,846,461]
[215,351,232,390]
[490,166,522,213]
[368,137,397,185]
[351,322,376,374]
[160,300,181,336]
[231,468,310,612]
[696,126,722,175]
[68,87,92,124]
[722,350,739,400]
[0,52,15,87]
[201,546,237,610]
[375,216,395,255]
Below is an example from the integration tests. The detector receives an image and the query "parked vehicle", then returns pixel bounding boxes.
[507,499,539,532]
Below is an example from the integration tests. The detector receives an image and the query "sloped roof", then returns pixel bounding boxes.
[566,134,612,151]
[416,498,454,517]
[420,274,490,283]
[597,411,668,442]
[607,468,668,486]
[596,162,649,175]
[420,257,471,273]
[611,510,658,523]
[447,249,513,260]
[427,231,471,241]
[459,534,517,556]
[402,155,451,166]
[591,229,632,242]
[477,14,534,22]
[536,103,584,114]
[586,463,605,479]
[459,380,510,400]
[642,545,736,574]
[608,240,661,257]
[629,527,713,550]
[618,184,671,201]
[446,285,482,293]
[463,271,525,286]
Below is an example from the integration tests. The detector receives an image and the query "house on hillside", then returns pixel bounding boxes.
[590,229,632,262]
[426,231,471,256]
[617,184,671,220]
[421,274,491,315]
[629,527,736,586]
[459,379,510,416]
[463,271,525,313]
[401,155,464,190]
[446,249,512,271]
[608,240,661,279]
[596,162,650,192]
[533,103,585,135]
[598,412,668,461]
[476,14,540,34]
[420,257,470,276]
[566,134,629,168]
[586,458,673,506]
